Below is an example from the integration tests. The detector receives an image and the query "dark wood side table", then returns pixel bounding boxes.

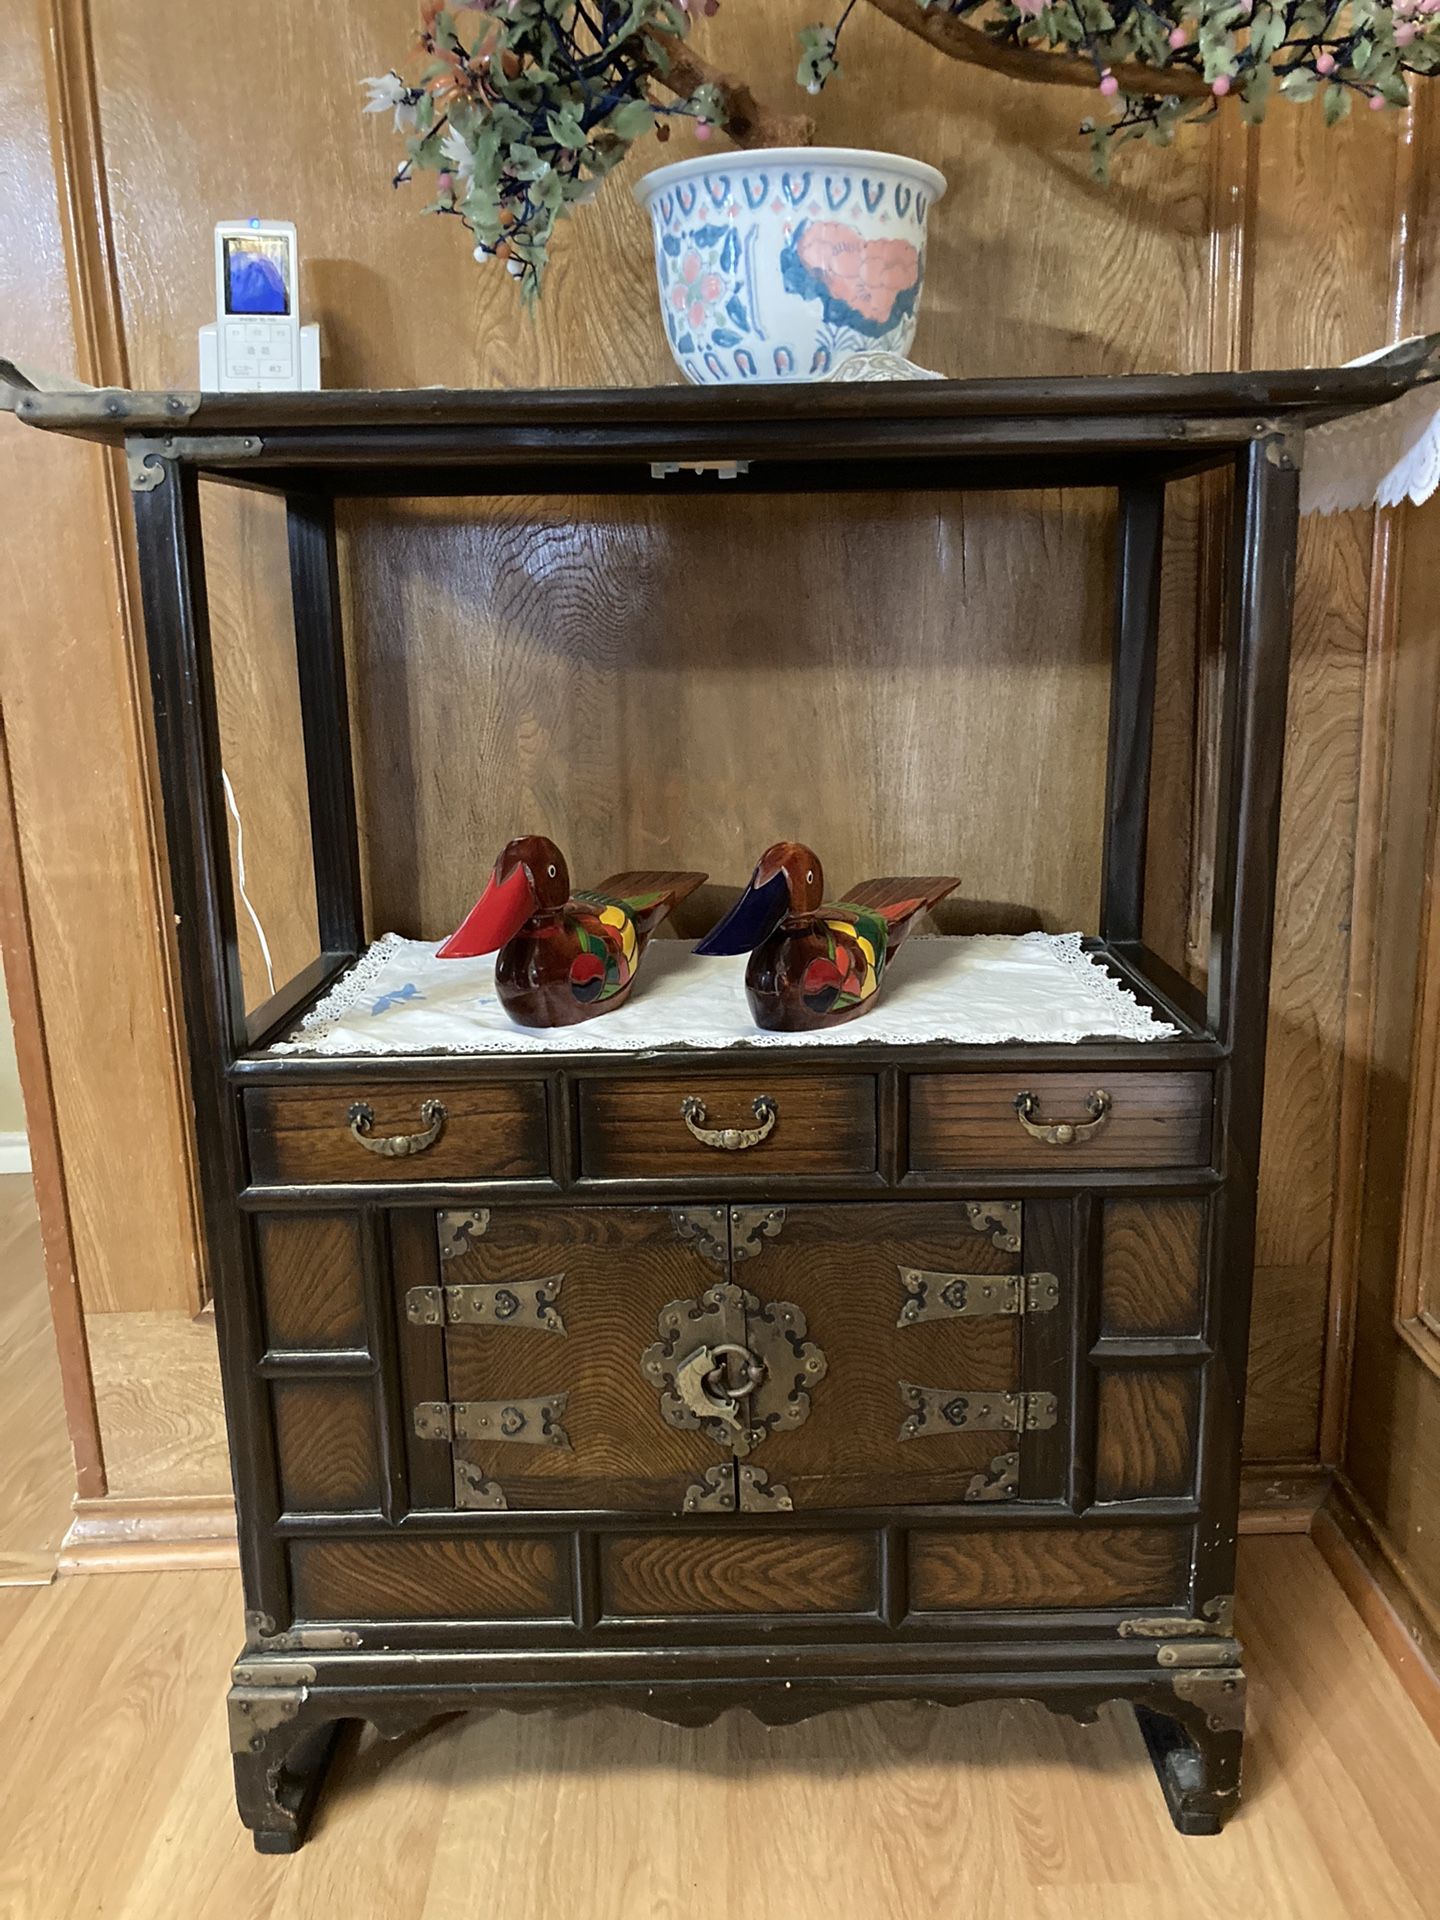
[8,347,1436,1847]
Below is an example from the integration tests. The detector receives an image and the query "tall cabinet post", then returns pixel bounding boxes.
[1100,479,1165,946]
[286,493,363,957]
[1198,435,1302,1605]
[131,450,289,1622]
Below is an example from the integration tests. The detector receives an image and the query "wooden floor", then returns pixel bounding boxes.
[0,1173,73,1583]
[0,1539,1434,1918]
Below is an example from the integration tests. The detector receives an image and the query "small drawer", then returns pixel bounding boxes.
[246,1081,549,1185]
[908,1071,1211,1173]
[577,1073,877,1180]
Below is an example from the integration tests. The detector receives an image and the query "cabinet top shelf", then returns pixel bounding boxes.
[5,338,1437,489]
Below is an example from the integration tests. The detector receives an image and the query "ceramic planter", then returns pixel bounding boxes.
[634,146,946,384]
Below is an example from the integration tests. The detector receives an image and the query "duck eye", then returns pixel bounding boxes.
[806,870,814,884]
[547,865,557,878]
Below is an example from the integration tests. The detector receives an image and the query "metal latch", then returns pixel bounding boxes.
[413,1397,571,1449]
[898,1268,1059,1325]
[649,460,751,480]
[406,1276,565,1334]
[898,1386,1059,1441]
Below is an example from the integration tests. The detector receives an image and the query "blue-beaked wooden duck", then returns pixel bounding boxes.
[695,840,959,1031]
[439,835,706,1029]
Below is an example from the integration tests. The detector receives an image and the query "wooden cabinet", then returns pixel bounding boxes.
[28,367,1418,1850]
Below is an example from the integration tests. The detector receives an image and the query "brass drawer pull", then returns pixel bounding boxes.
[1014,1088,1111,1147]
[680,1094,777,1151]
[348,1098,447,1157]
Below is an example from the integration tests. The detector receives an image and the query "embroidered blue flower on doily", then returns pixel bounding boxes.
[370,982,424,1016]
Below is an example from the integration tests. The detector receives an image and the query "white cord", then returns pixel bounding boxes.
[222,768,276,996]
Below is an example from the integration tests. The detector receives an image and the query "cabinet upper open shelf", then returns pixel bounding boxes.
[6,342,1438,495]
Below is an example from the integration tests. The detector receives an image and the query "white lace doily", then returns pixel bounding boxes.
[268,932,1178,1056]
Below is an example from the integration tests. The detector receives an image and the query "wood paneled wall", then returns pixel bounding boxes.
[3,0,1431,1507]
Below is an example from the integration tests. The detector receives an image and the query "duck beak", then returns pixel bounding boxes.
[437,862,535,958]
[693,870,790,956]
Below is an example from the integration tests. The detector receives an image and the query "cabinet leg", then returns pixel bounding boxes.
[230,1691,346,1853]
[1135,1668,1245,1835]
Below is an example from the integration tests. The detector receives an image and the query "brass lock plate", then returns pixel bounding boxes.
[640,1280,826,1459]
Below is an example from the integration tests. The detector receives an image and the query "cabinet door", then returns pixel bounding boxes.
[419,1206,728,1512]
[732,1202,1066,1510]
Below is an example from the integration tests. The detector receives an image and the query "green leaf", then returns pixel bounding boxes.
[547,107,588,149]
[607,99,655,140]
[1322,80,1351,125]
[1279,67,1319,101]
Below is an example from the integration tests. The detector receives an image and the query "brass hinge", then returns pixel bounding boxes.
[1118,1594,1235,1641]
[232,1657,318,1688]
[897,1385,1058,1440]
[898,1268,1059,1325]
[229,1684,309,1751]
[963,1201,1022,1253]
[437,1209,491,1260]
[413,1396,571,1449]
[1170,1666,1247,1734]
[127,433,263,491]
[244,1609,360,1652]
[1156,1639,1241,1669]
[406,1276,565,1333]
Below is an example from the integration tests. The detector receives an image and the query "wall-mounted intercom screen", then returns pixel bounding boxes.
[223,233,291,316]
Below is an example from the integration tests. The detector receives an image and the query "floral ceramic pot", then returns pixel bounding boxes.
[634,147,947,384]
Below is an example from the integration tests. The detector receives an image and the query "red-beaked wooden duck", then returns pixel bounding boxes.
[695,841,959,1032]
[439,835,707,1029]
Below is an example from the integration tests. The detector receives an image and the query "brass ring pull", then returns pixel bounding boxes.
[674,1341,768,1430]
[348,1099,447,1158]
[680,1094,777,1151]
[1014,1088,1112,1147]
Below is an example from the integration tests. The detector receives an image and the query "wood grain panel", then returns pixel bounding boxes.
[255,1213,365,1350]
[246,1080,549,1184]
[289,1536,565,1619]
[1243,1263,1327,1462]
[602,1530,873,1616]
[199,485,319,1012]
[85,1310,230,1499]
[909,1072,1211,1172]
[578,1074,876,1181]
[0,5,199,1320]
[443,1207,735,1511]
[1100,1198,1205,1338]
[909,1524,1189,1611]
[1242,99,1404,1468]
[342,488,1113,949]
[272,1382,379,1513]
[737,1203,1021,1508]
[1095,1372,1198,1502]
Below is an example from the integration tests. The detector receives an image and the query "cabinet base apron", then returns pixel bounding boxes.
[230,1645,1246,1850]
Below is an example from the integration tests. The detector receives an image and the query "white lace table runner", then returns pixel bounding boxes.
[269,932,1178,1055]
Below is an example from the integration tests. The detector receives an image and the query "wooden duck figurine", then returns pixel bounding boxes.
[695,841,959,1032]
[439,835,706,1029]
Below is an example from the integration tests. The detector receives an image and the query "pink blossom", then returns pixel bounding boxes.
[695,121,712,141]
[1369,92,1388,109]
[1211,72,1231,95]
[1169,25,1188,47]
[1316,51,1336,73]
[1099,71,1120,96]
[1396,21,1418,43]
[1013,0,1045,16]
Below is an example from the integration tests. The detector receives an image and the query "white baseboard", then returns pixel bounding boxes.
[0,1132,31,1176]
